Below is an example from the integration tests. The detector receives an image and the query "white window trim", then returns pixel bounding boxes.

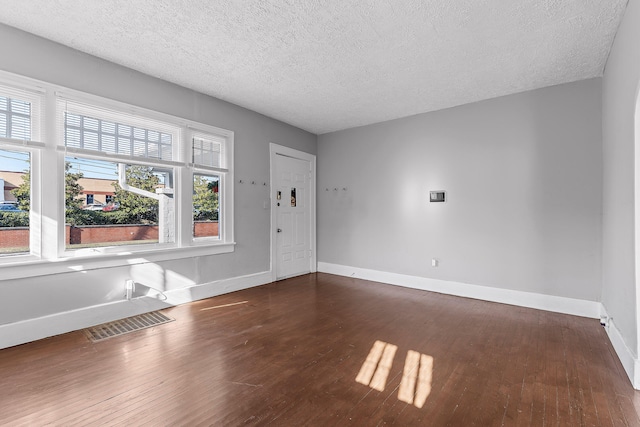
[183,127,234,246]
[0,80,45,265]
[0,144,42,266]
[0,70,235,277]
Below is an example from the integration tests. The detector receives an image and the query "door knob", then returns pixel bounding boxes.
[277,228,282,233]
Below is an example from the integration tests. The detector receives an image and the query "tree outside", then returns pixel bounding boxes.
[111,165,160,224]
[64,162,86,226]
[7,164,219,228]
[193,175,219,221]
[11,169,31,212]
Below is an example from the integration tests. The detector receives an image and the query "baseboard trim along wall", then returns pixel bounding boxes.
[318,262,640,389]
[318,262,601,317]
[599,306,640,390]
[0,270,272,350]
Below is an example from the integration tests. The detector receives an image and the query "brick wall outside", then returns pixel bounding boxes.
[194,221,219,238]
[0,227,29,249]
[68,224,158,245]
[0,221,219,248]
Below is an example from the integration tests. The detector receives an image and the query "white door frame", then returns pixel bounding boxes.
[270,143,316,282]
[635,80,640,389]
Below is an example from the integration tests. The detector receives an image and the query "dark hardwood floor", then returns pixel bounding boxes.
[1,273,639,426]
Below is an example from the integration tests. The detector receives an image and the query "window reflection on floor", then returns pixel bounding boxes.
[355,340,398,392]
[398,350,433,408]
[356,341,433,408]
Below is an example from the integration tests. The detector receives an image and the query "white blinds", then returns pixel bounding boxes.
[0,83,43,144]
[58,97,180,162]
[192,132,225,169]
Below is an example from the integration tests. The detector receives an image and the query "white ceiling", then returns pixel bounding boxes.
[0,1,628,134]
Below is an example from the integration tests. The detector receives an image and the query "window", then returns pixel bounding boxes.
[0,149,30,255]
[0,72,234,267]
[193,174,220,239]
[192,135,222,168]
[65,112,173,160]
[190,132,229,242]
[0,83,42,259]
[60,100,180,251]
[0,95,31,140]
[65,157,175,249]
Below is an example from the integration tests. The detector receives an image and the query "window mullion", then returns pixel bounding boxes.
[177,130,192,247]
[40,90,62,259]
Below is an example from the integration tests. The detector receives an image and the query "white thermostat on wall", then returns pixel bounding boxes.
[429,191,446,203]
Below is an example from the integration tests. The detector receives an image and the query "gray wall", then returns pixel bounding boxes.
[318,79,602,301]
[602,0,640,356]
[0,24,316,326]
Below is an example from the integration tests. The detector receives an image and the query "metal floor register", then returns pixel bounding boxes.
[85,311,174,342]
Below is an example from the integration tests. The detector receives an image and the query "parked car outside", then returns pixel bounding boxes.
[83,203,106,211]
[0,204,22,212]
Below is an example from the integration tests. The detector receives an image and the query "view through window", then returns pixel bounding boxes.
[0,75,234,261]
[193,174,220,239]
[0,149,30,255]
[64,157,174,249]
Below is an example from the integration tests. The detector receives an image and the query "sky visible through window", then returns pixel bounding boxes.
[0,150,29,174]
[0,153,141,180]
[1,151,172,181]
[66,157,119,180]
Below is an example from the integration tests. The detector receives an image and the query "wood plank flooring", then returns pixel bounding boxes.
[1,272,639,426]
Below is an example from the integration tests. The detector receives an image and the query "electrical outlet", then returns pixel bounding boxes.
[431,258,439,267]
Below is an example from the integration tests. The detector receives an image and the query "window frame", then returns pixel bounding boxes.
[0,80,45,265]
[192,172,222,242]
[182,127,234,247]
[0,71,235,276]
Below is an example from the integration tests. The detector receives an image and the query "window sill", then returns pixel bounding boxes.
[0,242,235,281]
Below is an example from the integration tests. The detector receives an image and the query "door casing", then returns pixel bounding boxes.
[270,143,316,281]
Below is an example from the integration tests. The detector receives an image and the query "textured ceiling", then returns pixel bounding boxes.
[0,0,628,134]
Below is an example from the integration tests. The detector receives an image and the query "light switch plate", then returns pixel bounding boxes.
[430,191,446,202]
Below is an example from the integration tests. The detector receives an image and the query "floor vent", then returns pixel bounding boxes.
[85,311,174,342]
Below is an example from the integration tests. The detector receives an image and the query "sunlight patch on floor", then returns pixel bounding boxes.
[356,341,433,408]
[201,301,248,311]
[398,350,433,408]
[355,340,398,392]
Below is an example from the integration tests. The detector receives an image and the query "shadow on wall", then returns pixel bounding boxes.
[128,261,197,303]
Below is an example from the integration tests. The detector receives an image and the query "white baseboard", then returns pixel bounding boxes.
[599,306,640,389]
[318,262,601,318]
[0,270,272,350]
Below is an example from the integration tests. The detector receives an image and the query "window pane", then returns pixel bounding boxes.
[193,174,219,239]
[64,113,173,161]
[0,95,31,140]
[65,157,175,249]
[192,136,221,168]
[0,149,30,255]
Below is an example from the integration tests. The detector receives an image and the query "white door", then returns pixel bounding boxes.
[275,154,311,279]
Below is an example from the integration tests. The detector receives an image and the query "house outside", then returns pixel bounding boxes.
[0,171,116,206]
